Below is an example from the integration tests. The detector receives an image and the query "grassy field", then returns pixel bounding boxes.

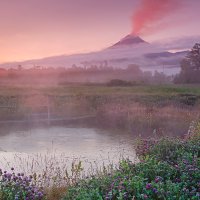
[0,84,199,136]
[1,84,200,96]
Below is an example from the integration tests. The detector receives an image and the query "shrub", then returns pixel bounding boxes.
[106,79,133,87]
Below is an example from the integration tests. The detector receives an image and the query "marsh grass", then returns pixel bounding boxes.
[97,102,200,136]
[0,84,200,121]
[0,85,199,142]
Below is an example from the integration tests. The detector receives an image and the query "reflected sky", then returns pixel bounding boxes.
[0,126,136,173]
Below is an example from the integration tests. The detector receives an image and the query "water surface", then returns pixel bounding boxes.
[0,126,136,173]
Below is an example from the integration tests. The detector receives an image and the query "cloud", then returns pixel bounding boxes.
[132,0,182,35]
[153,35,200,51]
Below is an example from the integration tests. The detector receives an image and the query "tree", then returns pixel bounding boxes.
[186,43,200,71]
[174,43,200,83]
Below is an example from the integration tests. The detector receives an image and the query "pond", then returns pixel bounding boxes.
[0,125,137,175]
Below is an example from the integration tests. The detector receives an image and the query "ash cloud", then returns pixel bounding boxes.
[132,0,182,35]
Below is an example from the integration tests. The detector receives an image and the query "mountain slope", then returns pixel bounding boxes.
[111,34,148,48]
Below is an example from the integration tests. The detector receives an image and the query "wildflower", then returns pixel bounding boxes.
[146,183,152,190]
[174,164,179,169]
[155,178,159,183]
[38,191,44,197]
[153,188,158,193]
[155,176,162,183]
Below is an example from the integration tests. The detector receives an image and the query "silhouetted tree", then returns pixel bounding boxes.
[186,43,200,71]
[174,43,200,83]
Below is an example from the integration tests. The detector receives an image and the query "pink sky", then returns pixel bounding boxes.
[0,0,200,63]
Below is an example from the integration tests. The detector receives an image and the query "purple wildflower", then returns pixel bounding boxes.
[146,183,152,190]
[153,188,158,193]
[144,194,148,199]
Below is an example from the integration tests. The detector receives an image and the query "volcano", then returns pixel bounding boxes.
[111,34,148,48]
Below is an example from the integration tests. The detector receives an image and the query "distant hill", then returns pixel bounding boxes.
[0,34,188,75]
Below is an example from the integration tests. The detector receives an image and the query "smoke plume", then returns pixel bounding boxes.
[132,0,181,35]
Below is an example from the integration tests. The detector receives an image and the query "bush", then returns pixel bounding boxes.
[107,79,134,87]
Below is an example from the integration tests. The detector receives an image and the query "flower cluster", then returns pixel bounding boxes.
[0,168,44,200]
[135,139,158,159]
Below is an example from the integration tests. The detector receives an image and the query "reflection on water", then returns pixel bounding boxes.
[0,125,137,174]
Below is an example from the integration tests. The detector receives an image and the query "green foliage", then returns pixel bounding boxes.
[63,122,200,200]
